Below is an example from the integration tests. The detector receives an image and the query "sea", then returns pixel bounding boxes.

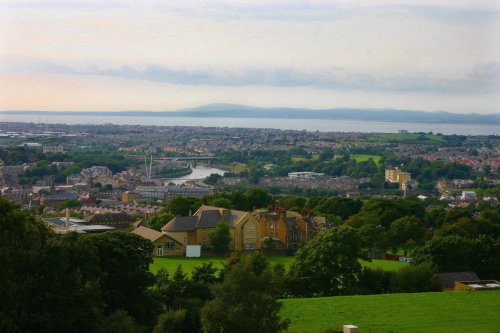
[1,113,499,135]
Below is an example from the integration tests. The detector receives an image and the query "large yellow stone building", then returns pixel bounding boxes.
[161,205,261,253]
[385,167,415,191]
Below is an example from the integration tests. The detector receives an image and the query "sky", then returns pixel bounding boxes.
[0,0,499,114]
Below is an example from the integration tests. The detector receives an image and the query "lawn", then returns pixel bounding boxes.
[350,154,382,166]
[291,154,319,162]
[150,256,407,275]
[281,291,500,333]
[291,156,309,162]
[228,162,247,172]
[370,133,445,143]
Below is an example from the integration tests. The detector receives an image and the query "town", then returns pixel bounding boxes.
[1,121,499,333]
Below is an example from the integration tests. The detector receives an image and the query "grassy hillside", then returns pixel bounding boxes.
[281,291,500,333]
[150,256,407,275]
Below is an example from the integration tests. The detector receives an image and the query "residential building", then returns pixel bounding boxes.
[385,167,416,191]
[161,205,261,252]
[132,226,183,256]
[288,171,325,179]
[43,145,64,154]
[87,211,137,230]
[385,167,411,184]
[461,191,477,201]
[254,207,322,249]
[126,185,213,202]
[67,173,86,185]
[43,216,115,234]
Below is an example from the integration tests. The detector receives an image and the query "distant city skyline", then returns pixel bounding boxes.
[0,1,499,114]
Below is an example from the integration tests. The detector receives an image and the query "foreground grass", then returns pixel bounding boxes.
[281,291,500,333]
[150,256,407,275]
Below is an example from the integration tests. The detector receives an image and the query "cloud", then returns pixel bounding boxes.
[2,1,498,22]
[9,60,498,94]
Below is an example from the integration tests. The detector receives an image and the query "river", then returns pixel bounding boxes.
[164,165,226,185]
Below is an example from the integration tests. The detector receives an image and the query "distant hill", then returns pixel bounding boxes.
[2,104,499,124]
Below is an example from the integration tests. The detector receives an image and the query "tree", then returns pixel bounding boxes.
[201,255,289,333]
[88,232,157,326]
[191,262,219,300]
[244,188,273,211]
[59,198,81,209]
[149,209,174,231]
[0,198,105,333]
[415,235,500,279]
[204,173,222,185]
[207,197,233,209]
[389,216,425,255]
[277,195,306,211]
[99,310,141,333]
[287,226,363,297]
[263,236,276,250]
[424,208,446,228]
[167,196,200,216]
[153,309,188,333]
[358,224,388,257]
[210,221,231,255]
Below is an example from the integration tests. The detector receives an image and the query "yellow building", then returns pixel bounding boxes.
[161,205,261,253]
[385,167,412,189]
[132,226,184,256]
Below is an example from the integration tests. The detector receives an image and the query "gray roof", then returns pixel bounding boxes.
[161,205,247,232]
[162,216,198,232]
[43,193,76,202]
[197,210,239,228]
[88,211,136,225]
[435,272,479,289]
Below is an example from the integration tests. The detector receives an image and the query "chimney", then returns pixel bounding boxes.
[189,209,192,216]
[278,207,286,219]
[219,208,228,217]
[267,204,274,212]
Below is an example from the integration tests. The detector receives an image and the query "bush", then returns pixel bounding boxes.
[355,267,395,295]
[153,309,187,333]
[391,264,441,293]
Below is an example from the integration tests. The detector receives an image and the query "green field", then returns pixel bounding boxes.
[291,156,309,162]
[291,154,320,162]
[150,256,407,275]
[370,133,445,143]
[281,291,500,333]
[350,154,382,166]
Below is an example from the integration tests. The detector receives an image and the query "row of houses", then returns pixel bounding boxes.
[42,204,328,257]
[133,205,329,257]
